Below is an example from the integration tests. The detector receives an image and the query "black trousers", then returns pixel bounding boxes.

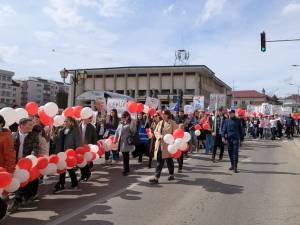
[212,134,224,160]
[15,179,39,202]
[155,149,174,179]
[122,152,130,173]
[80,165,91,179]
[57,169,78,187]
[177,153,184,170]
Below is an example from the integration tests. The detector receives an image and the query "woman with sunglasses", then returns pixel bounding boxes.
[149,110,178,184]
[115,111,136,176]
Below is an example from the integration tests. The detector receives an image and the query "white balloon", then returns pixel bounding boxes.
[57,159,67,170]
[77,160,87,168]
[57,152,67,161]
[44,102,59,117]
[40,163,57,175]
[5,178,20,192]
[0,107,17,127]
[163,134,175,145]
[26,155,38,167]
[179,142,188,151]
[84,152,93,162]
[80,107,93,120]
[183,132,191,143]
[95,154,100,161]
[14,169,30,183]
[90,145,99,153]
[195,130,201,136]
[167,144,177,154]
[15,108,29,123]
[174,138,184,148]
[53,115,65,127]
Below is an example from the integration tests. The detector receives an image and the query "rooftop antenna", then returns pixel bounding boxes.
[174,49,190,65]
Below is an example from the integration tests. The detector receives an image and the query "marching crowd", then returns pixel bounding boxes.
[0,99,298,220]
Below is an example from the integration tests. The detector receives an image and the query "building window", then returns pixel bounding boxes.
[95,75,103,78]
[116,74,124,78]
[36,84,42,87]
[161,73,171,76]
[138,74,147,77]
[185,89,195,95]
[161,89,170,95]
[105,75,114,78]
[116,90,124,94]
[128,74,136,77]
[234,101,238,105]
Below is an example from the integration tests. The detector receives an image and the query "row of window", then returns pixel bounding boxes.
[90,73,196,79]
[113,89,195,97]
[0,75,12,82]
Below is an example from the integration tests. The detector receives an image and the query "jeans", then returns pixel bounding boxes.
[80,164,91,179]
[105,150,118,161]
[205,134,214,154]
[227,137,240,168]
[57,169,78,188]
[177,153,184,170]
[155,148,174,179]
[122,152,130,173]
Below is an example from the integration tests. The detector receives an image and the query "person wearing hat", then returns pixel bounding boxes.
[221,109,242,173]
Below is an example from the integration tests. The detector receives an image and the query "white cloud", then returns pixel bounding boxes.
[199,0,226,23]
[282,2,300,16]
[163,4,174,15]
[43,0,84,28]
[34,31,56,42]
[0,5,16,16]
[0,44,19,62]
[96,0,132,18]
[30,59,47,65]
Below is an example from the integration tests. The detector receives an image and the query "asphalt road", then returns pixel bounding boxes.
[3,138,300,225]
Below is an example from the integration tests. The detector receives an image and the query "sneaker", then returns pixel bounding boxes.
[234,167,239,173]
[149,177,159,184]
[168,175,175,181]
[53,185,65,194]
[229,167,233,170]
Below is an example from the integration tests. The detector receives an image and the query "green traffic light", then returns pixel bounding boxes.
[261,47,266,52]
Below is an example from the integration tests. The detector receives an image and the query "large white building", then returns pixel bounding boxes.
[64,65,231,107]
[0,69,15,108]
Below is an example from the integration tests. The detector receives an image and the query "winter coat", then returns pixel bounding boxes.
[0,129,16,173]
[57,127,82,152]
[12,131,39,160]
[79,123,97,145]
[154,120,178,159]
[38,134,50,156]
[115,121,136,153]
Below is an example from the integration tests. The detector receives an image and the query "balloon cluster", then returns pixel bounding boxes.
[0,141,113,196]
[127,101,156,116]
[163,129,191,159]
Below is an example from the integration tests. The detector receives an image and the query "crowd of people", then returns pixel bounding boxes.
[0,99,298,220]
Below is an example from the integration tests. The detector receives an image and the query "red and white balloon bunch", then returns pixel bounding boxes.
[163,129,191,159]
[127,101,156,116]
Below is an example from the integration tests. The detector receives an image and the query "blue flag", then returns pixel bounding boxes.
[171,100,180,112]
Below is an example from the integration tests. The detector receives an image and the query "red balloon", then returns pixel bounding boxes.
[57,169,66,174]
[18,158,32,170]
[29,166,40,182]
[200,117,207,124]
[136,103,144,113]
[183,144,190,152]
[49,155,59,164]
[66,156,77,168]
[173,129,184,139]
[20,181,29,188]
[25,102,39,116]
[0,172,12,188]
[82,144,90,153]
[63,107,74,117]
[148,108,156,116]
[97,146,105,157]
[128,101,137,113]
[109,135,115,142]
[76,154,84,164]
[0,167,6,172]
[195,124,201,130]
[203,123,209,130]
[91,152,97,161]
[172,150,182,159]
[73,106,83,118]
[38,109,54,126]
[66,149,76,157]
[75,147,85,155]
[37,157,48,170]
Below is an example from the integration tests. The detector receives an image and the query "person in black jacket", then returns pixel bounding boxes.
[53,117,81,193]
[79,116,97,181]
[212,108,226,162]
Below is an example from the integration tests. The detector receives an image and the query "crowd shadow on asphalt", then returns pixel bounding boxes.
[239,169,300,175]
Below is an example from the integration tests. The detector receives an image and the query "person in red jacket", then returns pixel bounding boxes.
[0,115,16,173]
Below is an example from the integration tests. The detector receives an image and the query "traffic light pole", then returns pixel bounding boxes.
[267,38,300,43]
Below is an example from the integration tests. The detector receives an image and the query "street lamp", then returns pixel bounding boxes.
[289,83,300,111]
[60,68,88,106]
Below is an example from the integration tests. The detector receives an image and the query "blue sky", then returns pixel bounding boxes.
[0,0,300,97]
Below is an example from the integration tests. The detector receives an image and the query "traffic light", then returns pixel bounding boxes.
[260,31,266,52]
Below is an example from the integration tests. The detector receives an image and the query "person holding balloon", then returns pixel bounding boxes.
[10,118,39,212]
[149,110,178,184]
[53,117,81,193]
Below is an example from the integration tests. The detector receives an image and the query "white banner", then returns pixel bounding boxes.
[184,105,194,115]
[106,98,128,117]
[271,105,282,115]
[193,96,204,111]
[209,94,226,111]
[145,97,160,109]
[261,103,272,115]
[281,107,292,116]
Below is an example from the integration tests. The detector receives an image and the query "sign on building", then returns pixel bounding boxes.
[145,97,160,109]
[193,96,204,111]
[106,98,128,117]
[209,94,226,111]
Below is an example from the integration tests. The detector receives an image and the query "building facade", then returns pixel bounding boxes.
[12,80,21,106]
[18,77,69,106]
[231,90,269,108]
[0,69,14,108]
[65,65,231,107]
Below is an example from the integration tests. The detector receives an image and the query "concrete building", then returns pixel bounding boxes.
[18,77,69,106]
[64,65,231,107]
[231,90,269,108]
[0,69,14,108]
[12,80,21,106]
